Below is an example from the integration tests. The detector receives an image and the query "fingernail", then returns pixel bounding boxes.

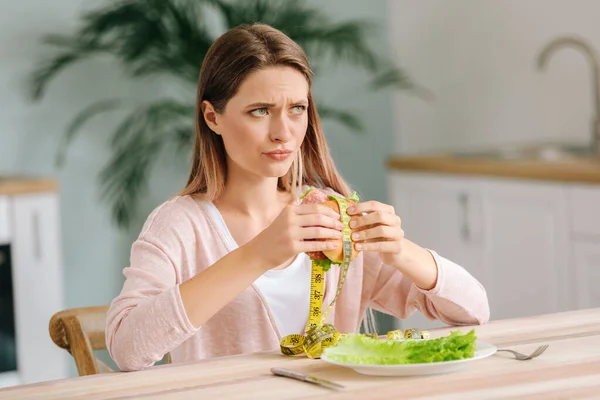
[337,222,345,229]
[352,233,360,240]
[336,231,343,237]
[349,220,357,228]
[355,243,363,250]
[347,207,355,214]
[329,242,339,248]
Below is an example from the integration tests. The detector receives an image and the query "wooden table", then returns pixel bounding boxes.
[2,308,600,399]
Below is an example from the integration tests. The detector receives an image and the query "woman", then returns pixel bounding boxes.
[106,23,489,372]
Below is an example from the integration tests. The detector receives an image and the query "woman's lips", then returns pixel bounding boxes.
[264,149,293,161]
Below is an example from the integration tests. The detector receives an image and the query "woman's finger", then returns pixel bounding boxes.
[298,213,344,230]
[299,240,339,253]
[352,225,402,243]
[347,200,395,216]
[350,211,400,230]
[298,226,343,241]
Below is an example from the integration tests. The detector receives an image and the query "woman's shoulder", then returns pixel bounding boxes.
[138,194,210,240]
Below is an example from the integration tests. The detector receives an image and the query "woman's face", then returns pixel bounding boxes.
[202,66,309,180]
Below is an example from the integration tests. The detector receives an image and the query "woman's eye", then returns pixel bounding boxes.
[291,105,306,115]
[250,108,268,117]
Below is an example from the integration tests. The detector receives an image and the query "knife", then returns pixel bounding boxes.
[270,367,345,390]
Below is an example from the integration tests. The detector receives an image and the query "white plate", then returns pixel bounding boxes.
[320,341,497,377]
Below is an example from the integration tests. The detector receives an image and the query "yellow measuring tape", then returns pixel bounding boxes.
[279,197,352,358]
[279,195,430,358]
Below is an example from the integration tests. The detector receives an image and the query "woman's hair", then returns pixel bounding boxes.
[179,23,351,201]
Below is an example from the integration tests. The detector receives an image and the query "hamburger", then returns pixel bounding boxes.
[300,188,361,271]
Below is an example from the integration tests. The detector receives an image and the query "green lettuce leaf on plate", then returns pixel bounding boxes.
[324,329,477,365]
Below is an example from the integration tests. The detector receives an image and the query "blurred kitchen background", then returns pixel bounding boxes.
[1,0,599,388]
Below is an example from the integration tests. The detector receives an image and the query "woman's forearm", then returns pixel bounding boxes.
[393,239,439,290]
[179,243,266,328]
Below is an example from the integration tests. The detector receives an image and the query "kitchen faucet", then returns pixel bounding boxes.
[537,35,600,156]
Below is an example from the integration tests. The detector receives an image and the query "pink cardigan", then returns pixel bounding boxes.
[106,195,490,372]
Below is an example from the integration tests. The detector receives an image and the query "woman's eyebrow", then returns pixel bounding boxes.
[245,99,308,109]
[245,102,276,109]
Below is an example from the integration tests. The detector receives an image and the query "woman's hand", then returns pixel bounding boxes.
[348,201,438,290]
[247,203,343,270]
[347,201,405,266]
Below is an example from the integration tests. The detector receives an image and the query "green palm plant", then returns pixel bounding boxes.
[28,0,427,229]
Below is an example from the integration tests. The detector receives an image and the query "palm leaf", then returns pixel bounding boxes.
[171,125,195,154]
[289,22,378,71]
[105,0,212,81]
[370,65,435,101]
[29,0,215,99]
[209,0,273,27]
[57,99,122,166]
[109,99,194,150]
[99,135,165,228]
[213,0,378,72]
[97,98,194,226]
[29,49,99,100]
[316,104,364,133]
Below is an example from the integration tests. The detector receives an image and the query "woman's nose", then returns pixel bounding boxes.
[269,115,293,142]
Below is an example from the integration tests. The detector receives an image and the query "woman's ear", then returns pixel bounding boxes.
[201,100,221,135]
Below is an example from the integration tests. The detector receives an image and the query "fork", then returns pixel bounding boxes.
[496,344,549,360]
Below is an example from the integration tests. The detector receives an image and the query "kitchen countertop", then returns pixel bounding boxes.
[2,308,599,399]
[387,154,600,184]
[0,177,58,195]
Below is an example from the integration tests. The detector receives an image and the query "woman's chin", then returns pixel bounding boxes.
[262,162,294,178]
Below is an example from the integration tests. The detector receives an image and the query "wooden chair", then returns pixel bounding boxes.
[49,305,171,376]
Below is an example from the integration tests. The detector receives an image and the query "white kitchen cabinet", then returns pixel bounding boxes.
[389,174,484,330]
[389,171,581,330]
[568,184,600,310]
[571,241,600,309]
[0,180,69,387]
[568,185,600,237]
[10,192,69,384]
[479,180,570,320]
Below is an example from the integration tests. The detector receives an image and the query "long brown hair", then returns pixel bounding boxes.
[179,23,351,200]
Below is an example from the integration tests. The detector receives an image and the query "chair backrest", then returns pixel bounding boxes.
[49,305,171,376]
[49,305,114,376]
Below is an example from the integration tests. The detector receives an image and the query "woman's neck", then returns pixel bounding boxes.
[215,169,292,221]
[213,164,298,270]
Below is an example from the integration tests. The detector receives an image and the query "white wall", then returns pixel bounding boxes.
[388,0,600,154]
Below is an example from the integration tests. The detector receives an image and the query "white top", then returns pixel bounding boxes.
[253,254,311,336]
[204,202,310,337]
